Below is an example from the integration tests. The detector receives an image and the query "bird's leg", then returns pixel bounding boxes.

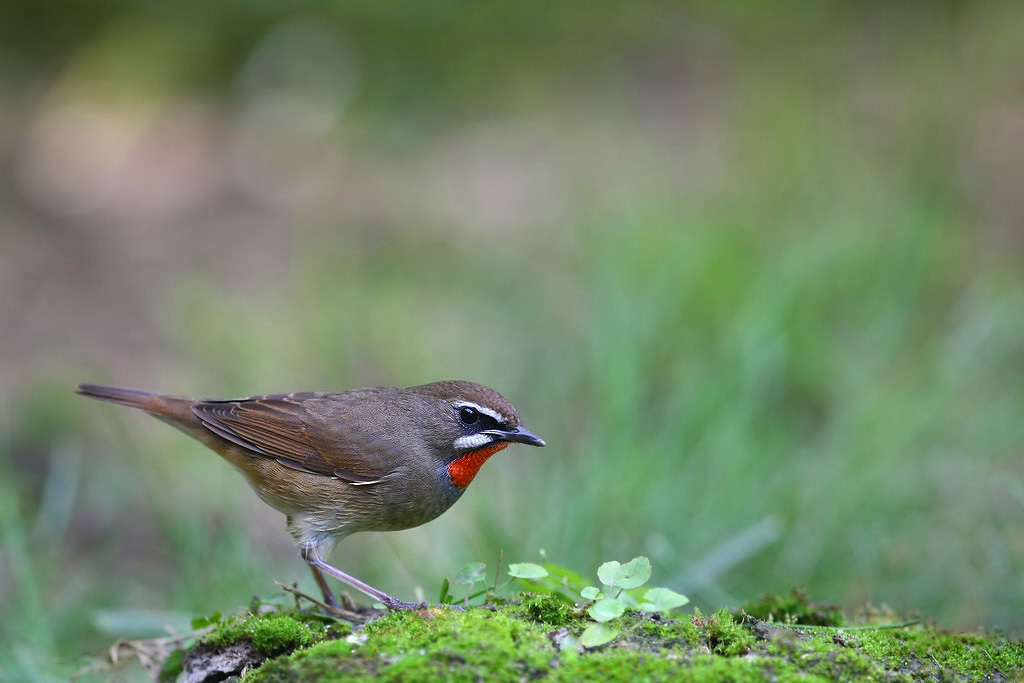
[308,564,340,609]
[300,548,425,611]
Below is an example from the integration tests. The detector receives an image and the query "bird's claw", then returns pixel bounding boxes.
[381,598,429,611]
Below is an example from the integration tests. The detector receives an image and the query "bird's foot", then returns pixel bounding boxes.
[379,596,429,610]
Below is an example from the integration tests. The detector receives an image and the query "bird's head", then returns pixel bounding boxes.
[407,380,545,489]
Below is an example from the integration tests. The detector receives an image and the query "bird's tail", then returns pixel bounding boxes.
[76,383,193,420]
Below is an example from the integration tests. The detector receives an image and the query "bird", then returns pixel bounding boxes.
[76,380,545,610]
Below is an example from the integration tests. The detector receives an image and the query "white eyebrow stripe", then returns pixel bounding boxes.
[453,433,496,450]
[453,401,507,424]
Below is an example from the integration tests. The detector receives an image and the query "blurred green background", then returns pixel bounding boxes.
[3,0,1024,678]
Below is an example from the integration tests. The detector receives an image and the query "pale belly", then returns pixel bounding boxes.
[219,449,465,550]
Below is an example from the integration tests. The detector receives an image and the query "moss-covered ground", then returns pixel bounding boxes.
[170,593,1024,682]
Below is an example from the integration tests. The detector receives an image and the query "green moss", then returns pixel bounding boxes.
[551,652,702,681]
[202,610,348,655]
[612,609,743,654]
[694,608,756,656]
[739,589,845,626]
[631,613,702,648]
[553,651,847,682]
[854,628,1024,681]
[752,623,1024,682]
[776,636,907,682]
[249,607,554,682]
[246,640,373,682]
[189,598,1023,682]
[505,592,578,627]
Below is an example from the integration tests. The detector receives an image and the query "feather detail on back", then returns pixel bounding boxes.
[190,393,398,482]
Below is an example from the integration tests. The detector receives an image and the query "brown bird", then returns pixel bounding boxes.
[76,380,545,610]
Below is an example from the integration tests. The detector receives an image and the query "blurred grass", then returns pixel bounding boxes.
[3,1,1024,680]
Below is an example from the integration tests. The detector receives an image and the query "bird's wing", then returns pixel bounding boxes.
[191,392,398,483]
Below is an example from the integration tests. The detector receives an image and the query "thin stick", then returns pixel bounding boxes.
[274,581,362,620]
[74,625,215,681]
[491,549,504,603]
[785,619,921,632]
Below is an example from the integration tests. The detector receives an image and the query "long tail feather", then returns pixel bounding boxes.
[76,383,159,408]
[76,383,195,421]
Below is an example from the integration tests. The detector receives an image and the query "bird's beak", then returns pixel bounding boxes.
[483,426,546,447]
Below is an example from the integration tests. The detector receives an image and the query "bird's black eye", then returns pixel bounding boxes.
[459,407,479,425]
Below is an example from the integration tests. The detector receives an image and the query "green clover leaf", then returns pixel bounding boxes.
[508,563,549,579]
[639,587,689,613]
[597,561,621,587]
[615,556,651,589]
[453,562,486,585]
[588,597,626,622]
[581,623,618,648]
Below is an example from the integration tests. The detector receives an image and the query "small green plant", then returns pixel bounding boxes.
[577,556,688,648]
[439,554,688,650]
[451,561,488,607]
[440,551,556,607]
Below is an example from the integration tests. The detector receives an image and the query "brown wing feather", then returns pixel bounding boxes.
[191,393,398,482]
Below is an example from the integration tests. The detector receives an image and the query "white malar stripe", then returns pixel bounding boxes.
[453,401,507,424]
[453,433,495,450]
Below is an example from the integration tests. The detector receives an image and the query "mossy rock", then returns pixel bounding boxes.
[202,610,349,655]
[174,607,352,681]
[175,594,1024,682]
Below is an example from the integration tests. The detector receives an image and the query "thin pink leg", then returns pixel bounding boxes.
[301,549,425,610]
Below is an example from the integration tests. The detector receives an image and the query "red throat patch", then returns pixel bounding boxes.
[447,442,509,489]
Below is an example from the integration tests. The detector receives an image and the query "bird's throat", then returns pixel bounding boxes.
[448,442,509,489]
